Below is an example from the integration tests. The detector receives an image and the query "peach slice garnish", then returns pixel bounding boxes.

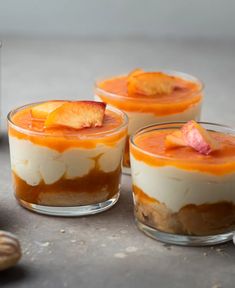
[127,71,175,97]
[181,120,220,155]
[127,68,144,79]
[31,101,66,119]
[165,130,186,149]
[45,101,106,130]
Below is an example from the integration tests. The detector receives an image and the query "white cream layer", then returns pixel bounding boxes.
[95,95,202,135]
[125,103,201,135]
[9,136,125,186]
[130,156,235,212]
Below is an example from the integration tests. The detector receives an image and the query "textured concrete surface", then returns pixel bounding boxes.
[0,37,235,288]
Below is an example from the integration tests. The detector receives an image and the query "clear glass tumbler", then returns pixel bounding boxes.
[8,102,128,216]
[130,122,235,246]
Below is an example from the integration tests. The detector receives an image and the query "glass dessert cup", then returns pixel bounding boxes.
[95,70,204,174]
[130,122,235,246]
[7,102,128,216]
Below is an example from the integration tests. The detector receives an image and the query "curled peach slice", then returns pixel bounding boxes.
[165,130,186,149]
[31,101,66,119]
[45,101,106,130]
[127,68,144,78]
[127,72,174,97]
[181,120,220,155]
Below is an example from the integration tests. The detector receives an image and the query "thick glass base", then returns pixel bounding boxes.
[136,220,234,246]
[122,166,131,175]
[17,192,120,217]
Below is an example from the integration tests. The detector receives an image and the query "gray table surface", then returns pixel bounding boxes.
[0,37,235,288]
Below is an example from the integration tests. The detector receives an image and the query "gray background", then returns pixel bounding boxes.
[0,1,235,288]
[0,0,235,38]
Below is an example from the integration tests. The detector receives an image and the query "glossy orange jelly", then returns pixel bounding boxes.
[96,74,202,116]
[131,129,235,175]
[9,104,126,151]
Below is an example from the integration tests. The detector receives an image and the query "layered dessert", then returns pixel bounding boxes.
[95,69,203,169]
[130,121,235,238]
[8,100,128,215]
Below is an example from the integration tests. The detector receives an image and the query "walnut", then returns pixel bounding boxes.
[0,231,21,271]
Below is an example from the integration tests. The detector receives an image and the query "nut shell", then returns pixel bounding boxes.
[0,231,21,271]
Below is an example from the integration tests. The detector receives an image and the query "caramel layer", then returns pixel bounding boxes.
[97,75,202,115]
[123,136,130,168]
[133,185,235,236]
[13,166,121,206]
[131,130,235,175]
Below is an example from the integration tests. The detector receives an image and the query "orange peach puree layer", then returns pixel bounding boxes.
[131,130,235,175]
[13,164,120,206]
[97,76,202,115]
[9,107,126,152]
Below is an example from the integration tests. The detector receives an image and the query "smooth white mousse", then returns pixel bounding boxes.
[9,136,125,186]
[95,95,201,135]
[130,155,235,212]
[126,104,201,135]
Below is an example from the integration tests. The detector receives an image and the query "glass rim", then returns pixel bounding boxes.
[130,121,234,161]
[7,100,129,138]
[95,70,204,102]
